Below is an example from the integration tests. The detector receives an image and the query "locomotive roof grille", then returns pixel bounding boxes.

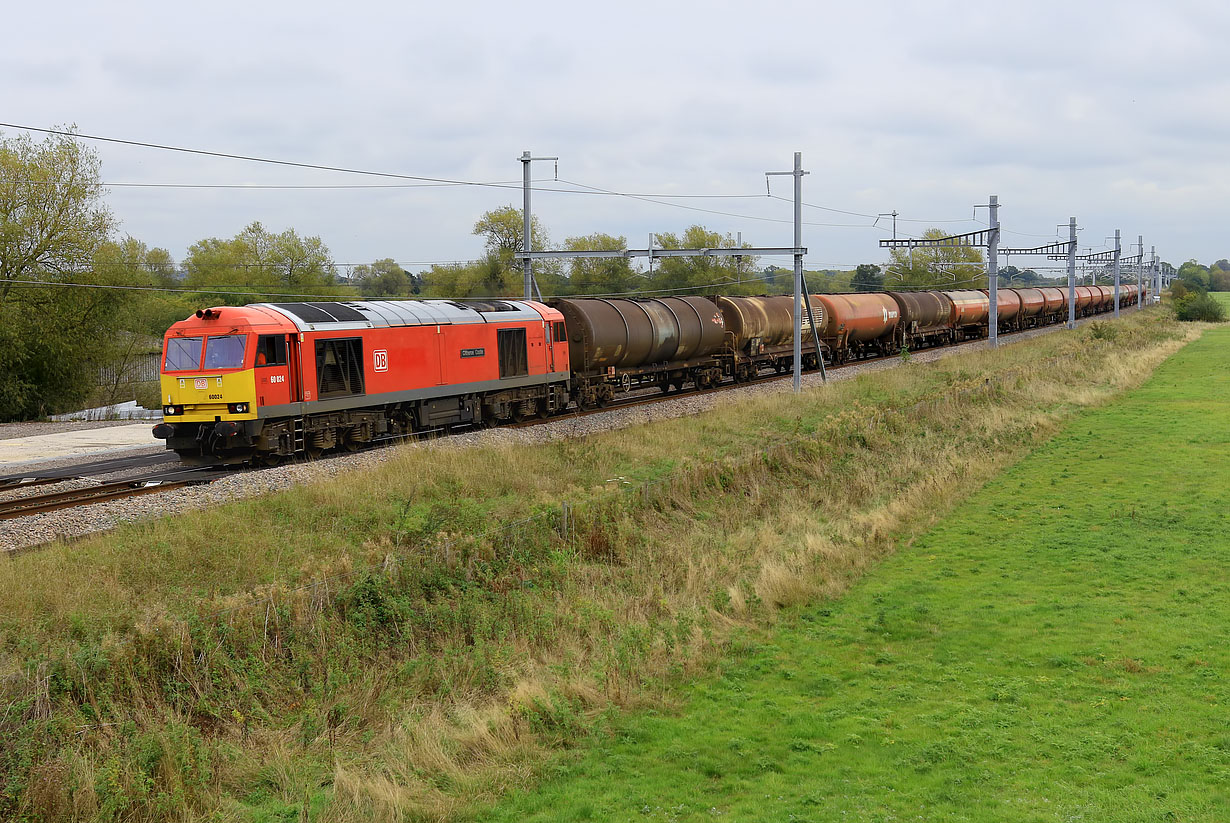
[253,299,545,332]
[447,300,518,312]
[266,302,367,323]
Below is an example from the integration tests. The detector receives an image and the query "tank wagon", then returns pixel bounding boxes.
[549,297,726,406]
[154,279,1137,464]
[982,287,1022,333]
[710,295,827,381]
[941,290,990,339]
[814,293,900,362]
[888,291,953,348]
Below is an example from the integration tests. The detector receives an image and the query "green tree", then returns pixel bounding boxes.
[351,258,419,298]
[851,263,884,292]
[184,221,337,300]
[563,232,635,295]
[1176,259,1210,293]
[0,127,135,419]
[650,226,757,295]
[421,207,561,299]
[886,228,985,290]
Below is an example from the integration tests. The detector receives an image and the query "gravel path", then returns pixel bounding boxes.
[0,318,1100,555]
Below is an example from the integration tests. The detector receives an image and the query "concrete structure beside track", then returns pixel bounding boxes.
[0,424,159,468]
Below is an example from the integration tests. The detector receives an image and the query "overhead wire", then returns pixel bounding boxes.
[0,123,1098,271]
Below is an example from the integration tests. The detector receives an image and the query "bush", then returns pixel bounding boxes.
[1174,293,1227,323]
[1168,281,1190,300]
[1089,322,1120,341]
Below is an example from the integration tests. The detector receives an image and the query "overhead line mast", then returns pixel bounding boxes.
[516,152,813,393]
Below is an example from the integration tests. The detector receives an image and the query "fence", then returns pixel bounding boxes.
[97,353,161,386]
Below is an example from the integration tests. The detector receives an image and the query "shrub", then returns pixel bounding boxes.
[1174,293,1227,323]
[1168,281,1190,300]
[1089,322,1119,341]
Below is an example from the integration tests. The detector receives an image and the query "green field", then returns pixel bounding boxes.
[0,309,1211,821]
[479,321,1230,820]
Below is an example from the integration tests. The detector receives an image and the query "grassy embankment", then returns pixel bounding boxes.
[482,301,1230,821]
[0,308,1199,821]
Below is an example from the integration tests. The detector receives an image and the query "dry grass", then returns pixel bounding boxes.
[0,310,1200,822]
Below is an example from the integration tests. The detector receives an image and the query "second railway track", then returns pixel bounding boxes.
[0,470,226,521]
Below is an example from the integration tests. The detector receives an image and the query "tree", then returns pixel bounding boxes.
[886,228,985,290]
[351,258,419,298]
[562,233,634,295]
[650,226,757,295]
[421,207,561,299]
[184,221,337,300]
[0,127,134,419]
[1176,259,1210,293]
[851,263,884,292]
[0,127,114,299]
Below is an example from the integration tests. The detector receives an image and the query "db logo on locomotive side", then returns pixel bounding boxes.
[373,349,389,372]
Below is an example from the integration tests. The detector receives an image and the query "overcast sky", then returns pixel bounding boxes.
[6,0,1227,280]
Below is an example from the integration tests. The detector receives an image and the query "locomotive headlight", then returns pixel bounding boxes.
[227,402,249,414]
[163,405,183,416]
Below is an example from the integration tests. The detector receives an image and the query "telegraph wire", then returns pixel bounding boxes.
[0,122,523,189]
[1,123,1110,255]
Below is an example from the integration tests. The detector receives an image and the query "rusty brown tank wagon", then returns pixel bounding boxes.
[888,291,954,349]
[1013,287,1047,326]
[813,293,900,362]
[982,287,1022,333]
[550,297,727,406]
[940,290,990,339]
[1075,285,1096,315]
[710,295,827,381]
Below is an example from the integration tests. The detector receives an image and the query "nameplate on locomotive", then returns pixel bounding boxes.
[460,348,486,358]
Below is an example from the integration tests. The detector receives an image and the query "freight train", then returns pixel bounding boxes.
[153,284,1143,464]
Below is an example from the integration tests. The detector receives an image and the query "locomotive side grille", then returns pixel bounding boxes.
[315,338,365,398]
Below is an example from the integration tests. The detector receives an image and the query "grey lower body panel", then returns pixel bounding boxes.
[258,371,570,419]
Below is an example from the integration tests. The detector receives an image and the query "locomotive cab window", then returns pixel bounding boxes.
[315,338,365,398]
[203,335,246,370]
[497,328,528,378]
[255,334,288,367]
[553,321,566,343]
[164,336,203,371]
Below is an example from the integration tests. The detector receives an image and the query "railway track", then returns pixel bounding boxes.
[0,451,178,489]
[0,318,1072,525]
[0,469,227,521]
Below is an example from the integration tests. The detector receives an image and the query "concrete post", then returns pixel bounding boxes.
[1067,217,1077,329]
[1113,229,1121,318]
[988,195,999,348]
